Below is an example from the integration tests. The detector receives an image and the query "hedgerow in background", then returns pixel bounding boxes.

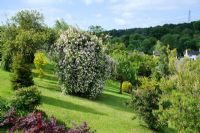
[11,86,41,112]
[52,27,111,99]
[10,53,34,90]
[34,51,48,78]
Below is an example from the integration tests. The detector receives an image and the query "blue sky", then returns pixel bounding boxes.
[0,0,200,30]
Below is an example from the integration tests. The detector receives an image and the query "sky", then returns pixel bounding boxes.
[0,0,200,30]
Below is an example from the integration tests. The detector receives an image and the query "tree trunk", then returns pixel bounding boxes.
[119,79,123,94]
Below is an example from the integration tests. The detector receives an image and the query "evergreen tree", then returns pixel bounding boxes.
[11,53,34,90]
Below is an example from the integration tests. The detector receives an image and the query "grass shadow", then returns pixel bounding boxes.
[105,88,131,96]
[105,81,132,96]
[106,80,119,90]
[105,87,119,94]
[32,63,58,81]
[42,74,58,82]
[38,84,60,92]
[43,63,56,75]
[42,95,106,116]
[96,92,132,113]
[160,127,177,133]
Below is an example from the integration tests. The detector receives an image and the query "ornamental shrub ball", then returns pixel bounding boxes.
[11,86,41,112]
[52,27,111,99]
[122,81,133,93]
[34,51,48,78]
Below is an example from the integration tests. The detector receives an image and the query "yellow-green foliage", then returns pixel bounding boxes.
[122,81,132,92]
[34,51,48,78]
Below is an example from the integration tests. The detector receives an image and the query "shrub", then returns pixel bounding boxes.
[1,10,51,71]
[0,110,93,133]
[1,45,13,71]
[0,108,18,129]
[111,51,136,94]
[68,122,93,133]
[158,59,200,132]
[0,98,10,123]
[34,51,48,78]
[10,53,34,90]
[10,112,68,133]
[122,81,133,93]
[52,27,111,99]
[11,86,41,112]
[131,78,166,131]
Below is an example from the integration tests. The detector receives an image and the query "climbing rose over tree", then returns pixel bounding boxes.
[52,27,111,99]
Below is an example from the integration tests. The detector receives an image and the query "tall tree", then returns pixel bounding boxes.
[88,25,104,35]
[1,10,53,70]
[12,10,44,31]
[54,19,69,32]
[112,51,136,94]
[153,41,170,79]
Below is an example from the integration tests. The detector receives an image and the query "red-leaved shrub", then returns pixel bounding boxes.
[0,109,93,133]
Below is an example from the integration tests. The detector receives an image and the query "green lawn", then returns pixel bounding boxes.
[0,64,152,133]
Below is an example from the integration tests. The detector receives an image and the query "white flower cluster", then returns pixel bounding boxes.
[52,27,112,99]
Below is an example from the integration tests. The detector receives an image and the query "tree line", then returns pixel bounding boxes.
[105,21,200,55]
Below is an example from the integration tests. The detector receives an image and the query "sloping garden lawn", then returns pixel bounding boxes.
[0,64,152,133]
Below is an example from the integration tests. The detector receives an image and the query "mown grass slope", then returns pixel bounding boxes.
[0,64,152,133]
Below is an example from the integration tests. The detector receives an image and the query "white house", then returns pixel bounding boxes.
[184,49,200,60]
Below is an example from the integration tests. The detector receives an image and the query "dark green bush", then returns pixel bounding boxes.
[1,50,12,71]
[131,78,167,131]
[10,53,34,90]
[11,86,41,112]
[0,98,10,123]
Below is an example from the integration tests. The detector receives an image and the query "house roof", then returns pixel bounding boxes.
[185,50,200,56]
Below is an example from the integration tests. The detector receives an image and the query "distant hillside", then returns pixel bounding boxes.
[105,21,200,55]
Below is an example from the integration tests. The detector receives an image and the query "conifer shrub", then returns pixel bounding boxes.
[11,86,41,112]
[10,53,34,90]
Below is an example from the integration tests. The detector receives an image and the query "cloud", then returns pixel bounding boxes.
[25,0,64,5]
[83,0,104,5]
[65,13,72,20]
[110,0,200,13]
[114,18,127,26]
[109,0,118,3]
[0,9,19,24]
[121,12,133,18]
[107,0,200,29]
[95,13,102,18]
[1,0,199,29]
